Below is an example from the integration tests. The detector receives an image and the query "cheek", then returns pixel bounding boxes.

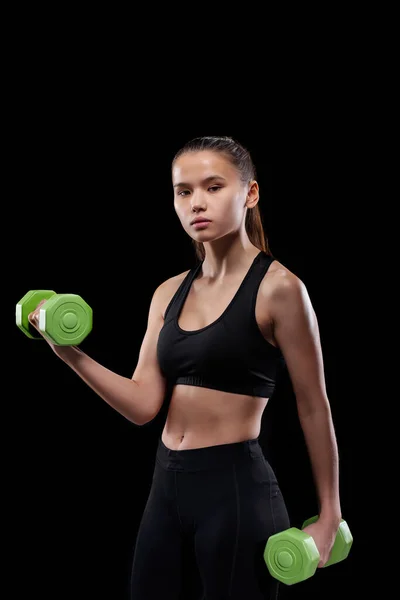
[174,201,188,224]
[233,191,248,215]
[173,198,182,215]
[223,191,244,216]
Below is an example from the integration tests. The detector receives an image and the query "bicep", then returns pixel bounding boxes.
[272,275,329,414]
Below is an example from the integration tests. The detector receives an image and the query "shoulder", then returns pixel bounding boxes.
[260,258,309,313]
[154,268,192,319]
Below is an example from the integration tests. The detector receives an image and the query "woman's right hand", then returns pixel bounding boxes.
[28,299,58,353]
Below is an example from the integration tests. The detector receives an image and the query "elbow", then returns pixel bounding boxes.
[296,392,331,420]
[142,401,164,425]
[127,413,156,427]
[137,403,163,427]
[140,413,158,427]
[130,378,163,427]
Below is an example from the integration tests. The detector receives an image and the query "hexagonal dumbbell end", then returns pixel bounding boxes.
[302,515,353,567]
[264,527,320,585]
[16,290,57,339]
[39,293,93,346]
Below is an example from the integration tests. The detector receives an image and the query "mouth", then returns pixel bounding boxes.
[191,219,211,225]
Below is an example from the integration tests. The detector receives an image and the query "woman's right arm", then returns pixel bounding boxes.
[29,283,169,426]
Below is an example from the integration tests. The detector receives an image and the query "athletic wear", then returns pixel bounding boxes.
[130,437,291,599]
[157,251,285,398]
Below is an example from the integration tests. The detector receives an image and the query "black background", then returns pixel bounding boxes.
[5,28,367,600]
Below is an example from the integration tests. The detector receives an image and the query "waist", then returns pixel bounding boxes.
[156,436,264,472]
[164,385,267,446]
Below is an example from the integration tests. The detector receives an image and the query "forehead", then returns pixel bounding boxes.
[172,150,237,183]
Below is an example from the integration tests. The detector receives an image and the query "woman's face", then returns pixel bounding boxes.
[172,150,249,242]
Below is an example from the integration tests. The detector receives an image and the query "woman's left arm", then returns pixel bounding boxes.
[270,270,342,563]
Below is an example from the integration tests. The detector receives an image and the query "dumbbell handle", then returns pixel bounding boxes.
[302,516,353,568]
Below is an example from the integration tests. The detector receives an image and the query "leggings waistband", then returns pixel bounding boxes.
[156,436,264,472]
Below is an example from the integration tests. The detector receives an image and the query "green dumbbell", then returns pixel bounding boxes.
[264,515,353,585]
[16,290,93,346]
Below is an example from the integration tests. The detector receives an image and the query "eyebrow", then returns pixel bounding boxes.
[173,175,227,188]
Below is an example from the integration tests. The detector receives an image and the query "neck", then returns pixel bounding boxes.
[201,243,260,281]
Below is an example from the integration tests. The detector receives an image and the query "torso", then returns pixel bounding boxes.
[160,250,286,450]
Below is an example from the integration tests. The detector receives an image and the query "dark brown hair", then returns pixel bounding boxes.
[172,136,272,261]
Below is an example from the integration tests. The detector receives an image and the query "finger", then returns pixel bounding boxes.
[35,299,48,309]
[28,309,41,327]
[28,311,38,326]
[29,299,48,326]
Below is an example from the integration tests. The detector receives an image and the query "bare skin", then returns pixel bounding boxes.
[159,249,284,450]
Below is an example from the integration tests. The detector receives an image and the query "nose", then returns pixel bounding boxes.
[190,190,207,213]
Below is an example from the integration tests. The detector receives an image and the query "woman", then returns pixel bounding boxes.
[28,136,342,599]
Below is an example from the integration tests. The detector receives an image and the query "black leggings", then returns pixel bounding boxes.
[130,437,291,599]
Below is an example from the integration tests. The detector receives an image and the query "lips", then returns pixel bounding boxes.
[191,219,211,225]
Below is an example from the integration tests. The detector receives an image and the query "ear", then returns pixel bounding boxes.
[245,180,259,208]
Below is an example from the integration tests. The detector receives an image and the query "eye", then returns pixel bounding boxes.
[177,190,190,196]
[209,185,222,192]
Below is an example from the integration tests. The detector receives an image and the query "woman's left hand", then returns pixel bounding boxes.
[301,518,339,568]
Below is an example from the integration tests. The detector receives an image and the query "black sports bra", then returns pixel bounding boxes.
[157,251,285,397]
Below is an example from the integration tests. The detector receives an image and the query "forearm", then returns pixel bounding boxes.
[54,346,151,426]
[298,404,342,525]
